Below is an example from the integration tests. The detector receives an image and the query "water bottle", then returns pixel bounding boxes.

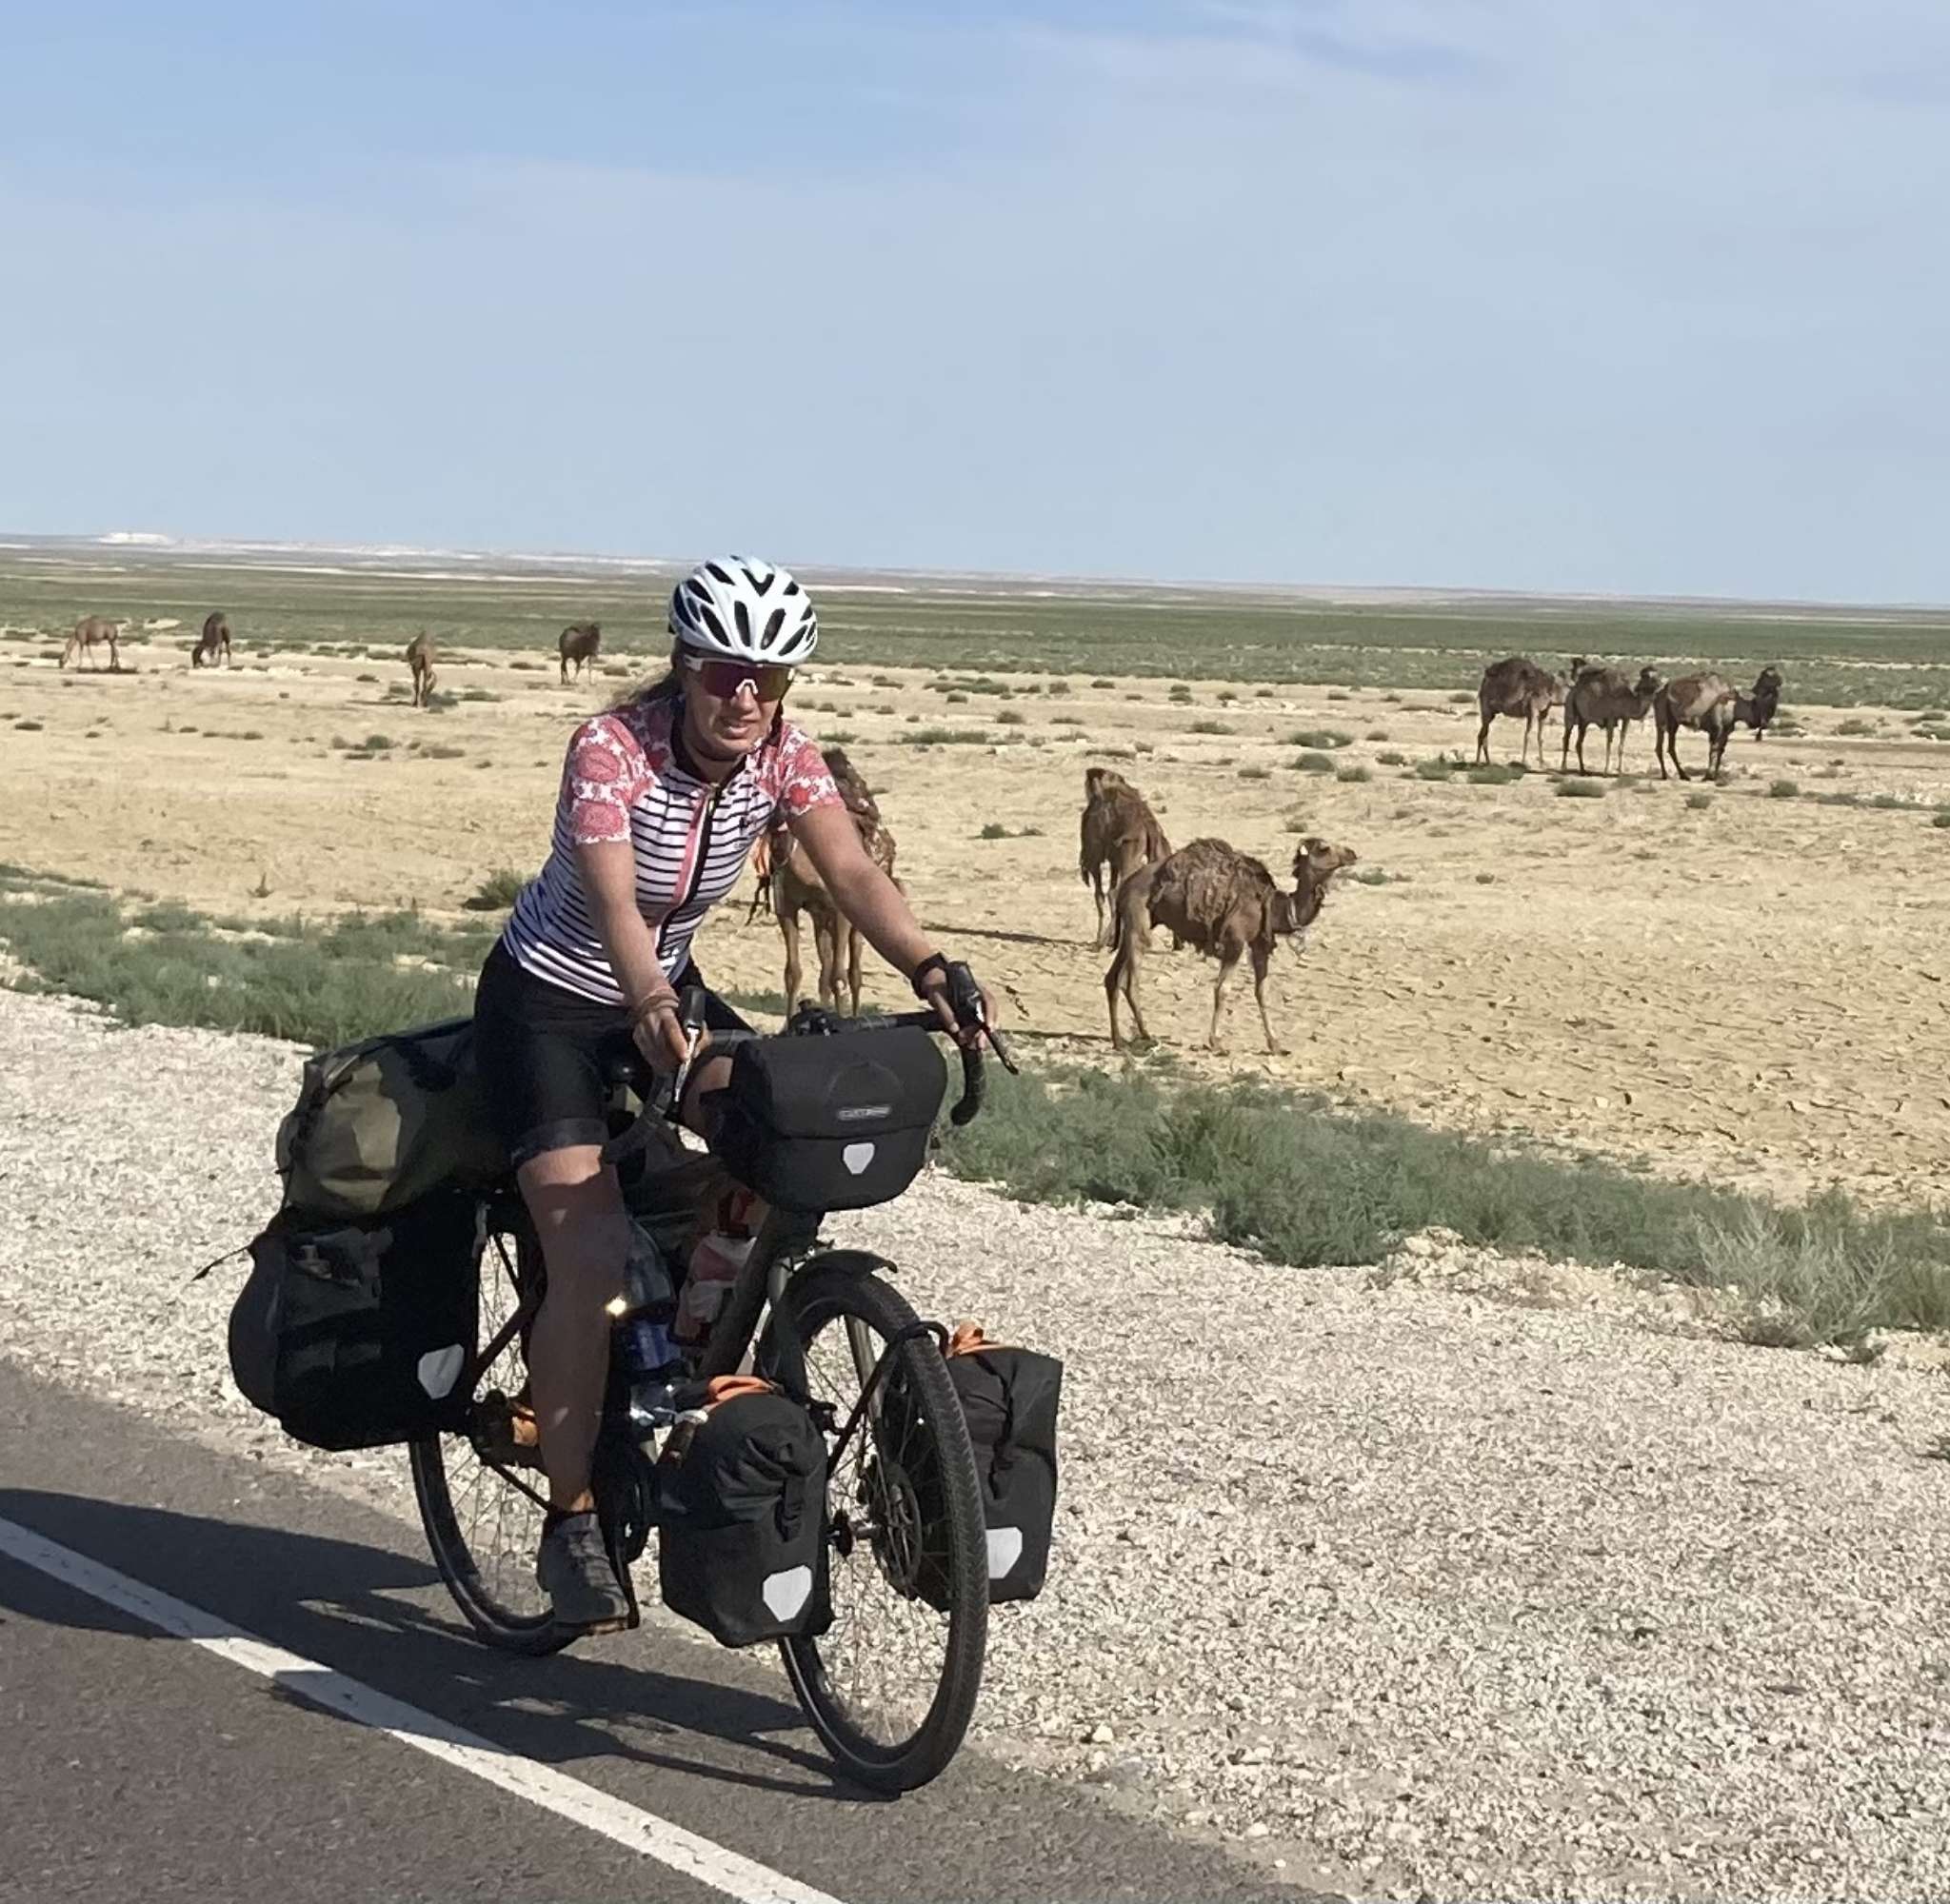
[614,1220,685,1426]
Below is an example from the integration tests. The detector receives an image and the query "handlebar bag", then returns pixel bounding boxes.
[227,1189,483,1451]
[656,1377,832,1647]
[713,1026,946,1214]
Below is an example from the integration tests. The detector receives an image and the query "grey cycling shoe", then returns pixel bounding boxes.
[536,1512,632,1633]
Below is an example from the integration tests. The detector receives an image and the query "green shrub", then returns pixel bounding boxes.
[1288,729,1352,749]
[1413,757,1457,781]
[462,869,529,911]
[935,1066,1950,1346]
[1686,791,1713,810]
[1555,777,1606,799]
[1293,751,1336,774]
[1336,765,1372,783]
[995,709,1026,726]
[1767,779,1801,799]
[1189,719,1233,735]
[1375,749,1406,766]
[902,726,988,745]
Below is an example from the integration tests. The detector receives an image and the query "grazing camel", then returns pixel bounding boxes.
[1562,664,1661,775]
[1653,666,1784,782]
[559,621,602,684]
[773,748,897,1016]
[1080,766,1172,948]
[58,616,122,671]
[192,611,231,668]
[1475,657,1567,768]
[1105,835,1358,1054]
[406,631,438,707]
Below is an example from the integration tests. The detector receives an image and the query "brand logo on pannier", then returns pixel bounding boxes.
[836,1102,892,1122]
[842,1141,877,1175]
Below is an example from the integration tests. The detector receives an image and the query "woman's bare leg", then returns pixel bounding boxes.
[517,1144,629,1514]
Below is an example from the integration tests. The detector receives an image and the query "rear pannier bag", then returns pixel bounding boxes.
[712,1027,946,1215]
[900,1325,1063,1609]
[228,1190,483,1452]
[656,1377,832,1648]
[276,1017,507,1221]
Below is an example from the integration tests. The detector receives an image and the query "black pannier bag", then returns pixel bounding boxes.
[897,1324,1063,1609]
[656,1377,832,1648]
[228,1190,483,1452]
[711,1026,946,1214]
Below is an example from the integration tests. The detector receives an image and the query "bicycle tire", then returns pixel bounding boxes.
[409,1214,570,1656]
[767,1259,988,1793]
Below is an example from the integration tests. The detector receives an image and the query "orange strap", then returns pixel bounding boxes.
[703,1374,774,1408]
[946,1321,1005,1359]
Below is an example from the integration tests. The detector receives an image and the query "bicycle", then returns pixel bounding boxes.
[408,979,1017,1793]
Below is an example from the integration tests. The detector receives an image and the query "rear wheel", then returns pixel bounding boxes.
[766,1259,988,1793]
[409,1215,569,1656]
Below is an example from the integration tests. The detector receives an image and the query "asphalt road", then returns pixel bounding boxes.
[0,1362,1297,1904]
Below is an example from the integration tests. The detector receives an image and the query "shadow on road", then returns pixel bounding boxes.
[0,1488,876,1806]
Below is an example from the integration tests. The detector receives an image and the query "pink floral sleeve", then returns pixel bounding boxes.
[563,714,650,845]
[774,725,843,819]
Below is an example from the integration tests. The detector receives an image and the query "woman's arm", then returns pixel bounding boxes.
[575,837,688,1068]
[790,803,935,977]
[788,803,1001,1039]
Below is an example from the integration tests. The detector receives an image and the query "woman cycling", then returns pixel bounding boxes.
[474,555,993,1633]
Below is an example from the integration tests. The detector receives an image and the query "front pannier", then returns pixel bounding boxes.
[227,1190,483,1451]
[711,1026,946,1214]
[894,1324,1063,1609]
[656,1377,832,1648]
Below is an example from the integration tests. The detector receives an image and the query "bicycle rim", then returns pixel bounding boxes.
[410,1219,568,1656]
[771,1261,987,1792]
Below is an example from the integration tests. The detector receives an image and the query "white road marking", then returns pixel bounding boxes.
[0,1515,845,1904]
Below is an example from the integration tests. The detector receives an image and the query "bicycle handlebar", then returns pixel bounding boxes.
[598,973,1017,1169]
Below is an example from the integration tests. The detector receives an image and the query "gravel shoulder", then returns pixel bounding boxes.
[4,986,1949,1902]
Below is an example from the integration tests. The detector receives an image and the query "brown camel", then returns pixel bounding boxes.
[559,621,602,684]
[1475,656,1567,768]
[772,748,898,1016]
[59,616,122,671]
[406,631,438,707]
[192,611,231,668]
[1105,835,1358,1054]
[1079,766,1171,948]
[1562,664,1661,775]
[1653,666,1783,781]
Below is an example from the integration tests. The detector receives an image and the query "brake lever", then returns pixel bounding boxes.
[600,987,709,1165]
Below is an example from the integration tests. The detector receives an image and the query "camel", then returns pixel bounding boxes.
[192,611,231,668]
[773,748,898,1016]
[1562,664,1661,775]
[1653,666,1784,782]
[406,631,438,707]
[559,621,602,684]
[1105,835,1358,1054]
[1475,656,1567,768]
[1079,766,1171,948]
[58,616,122,671]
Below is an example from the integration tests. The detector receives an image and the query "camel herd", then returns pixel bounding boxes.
[1478,654,1784,783]
[34,614,1792,1056]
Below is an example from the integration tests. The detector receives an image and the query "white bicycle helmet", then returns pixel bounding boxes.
[667,556,819,665]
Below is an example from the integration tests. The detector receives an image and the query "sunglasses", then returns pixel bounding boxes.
[680,652,794,701]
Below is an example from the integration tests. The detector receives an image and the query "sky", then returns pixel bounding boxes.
[2,1,1947,600]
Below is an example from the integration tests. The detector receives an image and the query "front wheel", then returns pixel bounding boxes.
[766,1259,988,1793]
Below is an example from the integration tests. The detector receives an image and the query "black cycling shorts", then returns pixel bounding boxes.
[473,942,751,1168]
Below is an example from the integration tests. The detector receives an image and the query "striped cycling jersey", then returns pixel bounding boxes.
[502,694,841,1003]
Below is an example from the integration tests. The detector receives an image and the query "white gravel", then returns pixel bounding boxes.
[4,984,1950,1902]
